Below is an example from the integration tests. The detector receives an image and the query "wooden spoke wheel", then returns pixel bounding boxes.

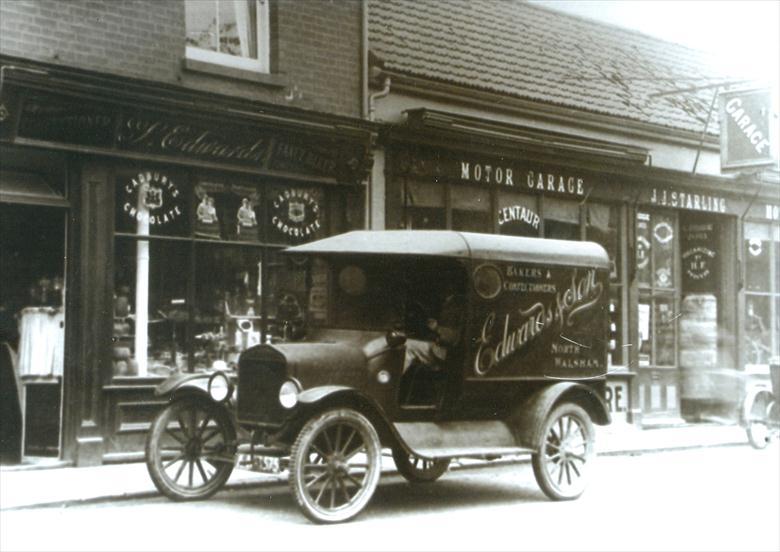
[145,397,236,501]
[289,409,382,524]
[392,448,450,483]
[532,403,594,501]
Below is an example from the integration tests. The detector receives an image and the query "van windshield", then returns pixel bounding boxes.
[305,255,466,336]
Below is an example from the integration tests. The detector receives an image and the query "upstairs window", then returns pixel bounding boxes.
[185,0,270,73]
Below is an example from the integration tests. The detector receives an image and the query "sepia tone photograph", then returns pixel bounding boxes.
[0,1,778,550]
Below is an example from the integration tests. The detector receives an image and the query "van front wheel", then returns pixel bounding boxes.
[289,409,382,524]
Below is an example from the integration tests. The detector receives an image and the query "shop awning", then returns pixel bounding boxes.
[0,170,68,207]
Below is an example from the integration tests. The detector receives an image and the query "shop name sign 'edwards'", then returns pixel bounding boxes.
[460,161,586,197]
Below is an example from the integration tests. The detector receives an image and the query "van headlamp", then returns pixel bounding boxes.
[279,379,301,409]
[208,371,233,403]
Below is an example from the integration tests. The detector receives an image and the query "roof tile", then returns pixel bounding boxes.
[369,0,739,134]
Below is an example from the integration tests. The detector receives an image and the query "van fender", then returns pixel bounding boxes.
[154,372,211,401]
[297,385,353,405]
[295,385,400,445]
[507,382,611,450]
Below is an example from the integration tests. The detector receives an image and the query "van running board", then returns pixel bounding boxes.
[393,420,532,460]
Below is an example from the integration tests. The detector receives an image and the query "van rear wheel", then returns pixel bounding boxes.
[392,448,450,483]
[532,403,594,501]
[289,409,382,524]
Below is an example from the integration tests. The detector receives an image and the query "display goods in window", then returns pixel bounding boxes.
[144,230,612,523]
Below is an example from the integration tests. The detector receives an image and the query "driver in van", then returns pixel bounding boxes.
[403,280,465,373]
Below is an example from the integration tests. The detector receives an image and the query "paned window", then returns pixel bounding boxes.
[451,186,491,233]
[112,169,334,377]
[637,211,678,367]
[185,0,270,73]
[404,180,445,229]
[744,221,780,367]
[587,204,625,366]
[543,197,580,240]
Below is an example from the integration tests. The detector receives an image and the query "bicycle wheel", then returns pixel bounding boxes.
[744,389,774,450]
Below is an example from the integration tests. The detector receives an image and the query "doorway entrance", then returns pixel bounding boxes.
[0,203,67,464]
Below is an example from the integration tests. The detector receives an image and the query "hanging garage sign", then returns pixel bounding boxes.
[718,88,777,171]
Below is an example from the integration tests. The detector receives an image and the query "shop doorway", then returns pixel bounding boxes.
[0,203,67,464]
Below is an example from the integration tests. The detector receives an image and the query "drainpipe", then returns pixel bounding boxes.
[361,1,369,120]
[368,76,391,122]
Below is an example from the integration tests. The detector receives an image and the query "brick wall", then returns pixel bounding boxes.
[0,0,362,117]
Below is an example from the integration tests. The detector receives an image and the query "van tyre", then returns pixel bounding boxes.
[289,409,382,524]
[146,397,236,501]
[532,403,594,501]
[392,448,450,483]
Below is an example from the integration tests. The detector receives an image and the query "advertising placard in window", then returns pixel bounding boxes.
[268,186,325,244]
[681,221,718,292]
[115,170,188,237]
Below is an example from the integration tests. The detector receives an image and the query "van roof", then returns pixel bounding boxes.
[286,230,610,269]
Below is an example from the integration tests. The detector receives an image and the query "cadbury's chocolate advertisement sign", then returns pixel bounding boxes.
[467,262,608,380]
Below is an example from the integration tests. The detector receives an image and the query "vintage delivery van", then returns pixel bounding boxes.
[145,230,612,523]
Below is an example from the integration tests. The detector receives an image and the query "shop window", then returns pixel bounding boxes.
[185,0,270,73]
[451,186,491,233]
[543,197,580,240]
[637,211,678,367]
[114,239,190,376]
[587,204,624,366]
[404,180,445,229]
[112,171,340,377]
[679,216,721,378]
[743,221,780,366]
[265,249,309,341]
[497,191,539,237]
[193,245,263,372]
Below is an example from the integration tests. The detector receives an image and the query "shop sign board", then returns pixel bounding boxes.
[744,201,780,222]
[718,88,777,171]
[763,203,780,221]
[393,146,595,200]
[604,379,629,422]
[12,91,369,184]
[645,186,730,214]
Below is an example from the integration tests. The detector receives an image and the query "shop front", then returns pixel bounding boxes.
[0,61,374,465]
[382,109,770,426]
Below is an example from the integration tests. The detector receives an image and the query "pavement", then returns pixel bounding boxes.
[0,421,752,511]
